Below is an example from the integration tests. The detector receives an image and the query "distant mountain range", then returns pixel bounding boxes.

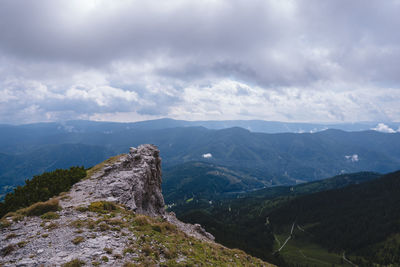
[2,118,400,136]
[1,120,400,192]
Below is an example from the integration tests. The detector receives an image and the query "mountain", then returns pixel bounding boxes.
[3,119,399,136]
[0,145,273,266]
[1,124,400,193]
[174,171,400,266]
[162,161,267,204]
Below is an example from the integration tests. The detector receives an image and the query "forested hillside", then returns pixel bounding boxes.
[174,171,399,266]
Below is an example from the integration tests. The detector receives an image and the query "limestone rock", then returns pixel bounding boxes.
[94,144,165,217]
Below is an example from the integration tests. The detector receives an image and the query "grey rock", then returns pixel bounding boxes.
[92,144,165,217]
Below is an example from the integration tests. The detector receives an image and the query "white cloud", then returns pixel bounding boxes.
[371,123,396,133]
[1,0,400,123]
[345,154,359,162]
[202,153,212,159]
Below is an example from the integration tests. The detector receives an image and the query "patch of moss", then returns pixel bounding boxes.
[72,236,85,245]
[101,256,109,262]
[40,211,60,220]
[88,201,117,214]
[75,206,88,212]
[17,241,28,248]
[44,222,59,230]
[69,219,86,229]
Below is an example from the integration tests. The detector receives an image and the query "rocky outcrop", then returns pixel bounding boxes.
[93,144,165,217]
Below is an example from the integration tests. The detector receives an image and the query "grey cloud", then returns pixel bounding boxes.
[1,0,400,123]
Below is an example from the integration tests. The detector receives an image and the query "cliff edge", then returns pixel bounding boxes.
[0,144,273,266]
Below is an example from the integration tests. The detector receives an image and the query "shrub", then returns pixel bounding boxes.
[0,166,86,218]
[101,256,109,262]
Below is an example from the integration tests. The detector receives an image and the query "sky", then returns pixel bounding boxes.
[0,0,400,124]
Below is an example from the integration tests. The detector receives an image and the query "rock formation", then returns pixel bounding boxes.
[0,144,272,266]
[94,144,165,217]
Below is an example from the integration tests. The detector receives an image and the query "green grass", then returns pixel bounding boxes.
[274,229,351,267]
[40,211,60,220]
[88,201,117,214]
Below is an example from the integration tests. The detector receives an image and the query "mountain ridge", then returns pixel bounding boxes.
[0,145,273,266]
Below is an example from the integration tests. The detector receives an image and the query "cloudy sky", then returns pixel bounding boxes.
[1,0,400,124]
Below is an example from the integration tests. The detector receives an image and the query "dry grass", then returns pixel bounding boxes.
[40,211,60,220]
[86,154,125,179]
[19,198,60,217]
[0,219,12,228]
[133,215,149,226]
